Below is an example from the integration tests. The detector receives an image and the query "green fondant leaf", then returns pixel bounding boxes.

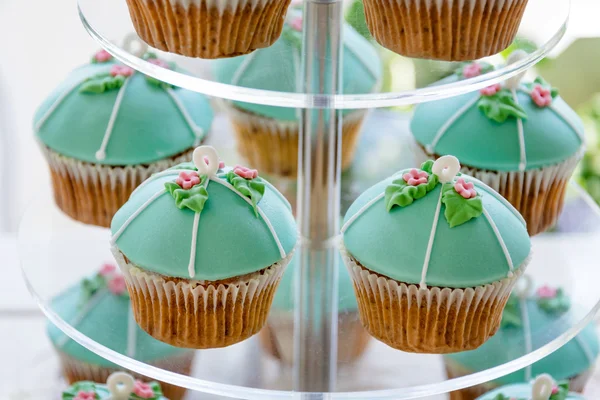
[492,394,523,400]
[523,76,559,98]
[551,381,570,400]
[145,75,175,89]
[477,89,528,123]
[62,381,101,399]
[441,182,483,228]
[79,274,107,307]
[537,288,571,314]
[165,178,209,214]
[80,74,126,94]
[129,381,164,399]
[281,25,302,50]
[226,171,265,217]
[500,295,522,328]
[384,170,438,211]
[420,160,434,174]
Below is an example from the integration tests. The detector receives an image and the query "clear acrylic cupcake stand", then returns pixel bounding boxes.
[18,0,600,398]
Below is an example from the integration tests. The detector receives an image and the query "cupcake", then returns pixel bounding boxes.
[476,374,584,399]
[341,155,532,353]
[363,0,529,61]
[212,10,382,177]
[259,254,371,364]
[48,263,193,400]
[62,372,167,399]
[411,60,585,236]
[125,0,290,58]
[34,50,213,228]
[445,278,599,400]
[110,145,297,349]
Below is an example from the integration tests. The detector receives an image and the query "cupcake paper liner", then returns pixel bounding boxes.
[125,0,291,59]
[259,311,371,364]
[227,105,367,177]
[41,146,194,228]
[415,142,583,236]
[113,247,292,349]
[363,0,529,61]
[57,350,194,400]
[340,244,529,354]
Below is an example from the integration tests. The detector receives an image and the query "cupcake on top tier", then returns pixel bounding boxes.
[111,146,297,349]
[341,155,531,353]
[213,9,382,177]
[411,53,585,235]
[477,374,584,400]
[34,50,213,228]
[445,277,599,400]
[49,263,192,400]
[62,372,167,400]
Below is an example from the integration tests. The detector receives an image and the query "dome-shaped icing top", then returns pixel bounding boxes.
[34,51,213,166]
[411,70,585,172]
[110,146,297,281]
[476,378,584,400]
[342,156,531,288]
[446,282,599,385]
[48,264,187,368]
[212,10,382,121]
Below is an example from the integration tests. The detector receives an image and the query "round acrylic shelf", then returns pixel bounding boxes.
[77,0,569,109]
[20,111,600,399]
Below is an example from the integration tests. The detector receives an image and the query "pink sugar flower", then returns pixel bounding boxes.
[108,275,127,295]
[74,391,96,400]
[290,17,303,32]
[99,263,116,276]
[110,65,134,77]
[463,63,482,78]
[454,178,477,199]
[94,50,112,63]
[176,170,200,190]
[531,85,552,107]
[402,168,429,186]
[551,386,559,395]
[133,380,155,398]
[536,285,558,299]
[204,156,225,169]
[480,83,501,96]
[234,165,258,180]
[148,58,170,69]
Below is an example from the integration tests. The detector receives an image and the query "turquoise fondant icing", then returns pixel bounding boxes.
[48,281,188,368]
[476,382,584,399]
[111,165,297,281]
[62,378,167,399]
[212,11,381,121]
[34,59,213,166]
[342,168,531,288]
[411,82,585,171]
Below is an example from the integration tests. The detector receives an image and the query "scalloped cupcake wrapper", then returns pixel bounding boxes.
[415,142,583,236]
[363,0,528,61]
[113,248,292,349]
[41,146,194,228]
[125,0,291,59]
[259,311,371,364]
[226,105,367,177]
[340,244,530,354]
[57,350,194,400]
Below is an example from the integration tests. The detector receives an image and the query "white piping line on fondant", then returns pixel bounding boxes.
[95,77,132,161]
[126,305,136,358]
[426,96,479,154]
[482,208,514,276]
[575,334,596,366]
[165,87,204,139]
[188,211,201,278]
[130,169,191,197]
[511,89,527,172]
[111,188,167,244]
[340,192,386,233]
[231,51,259,87]
[211,177,286,258]
[56,290,108,348]
[520,297,533,381]
[462,176,526,226]
[262,179,293,211]
[420,189,443,289]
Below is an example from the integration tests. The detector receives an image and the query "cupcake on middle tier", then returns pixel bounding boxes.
[476,374,584,399]
[341,155,532,353]
[212,10,382,177]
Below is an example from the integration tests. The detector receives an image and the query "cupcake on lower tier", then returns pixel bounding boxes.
[111,146,297,349]
[34,50,213,228]
[341,155,531,353]
[476,374,584,399]
[125,0,291,59]
[62,372,168,399]
[49,264,193,400]
[212,10,382,177]
[363,0,529,61]
[445,278,598,400]
[259,254,370,364]
[411,55,585,235]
